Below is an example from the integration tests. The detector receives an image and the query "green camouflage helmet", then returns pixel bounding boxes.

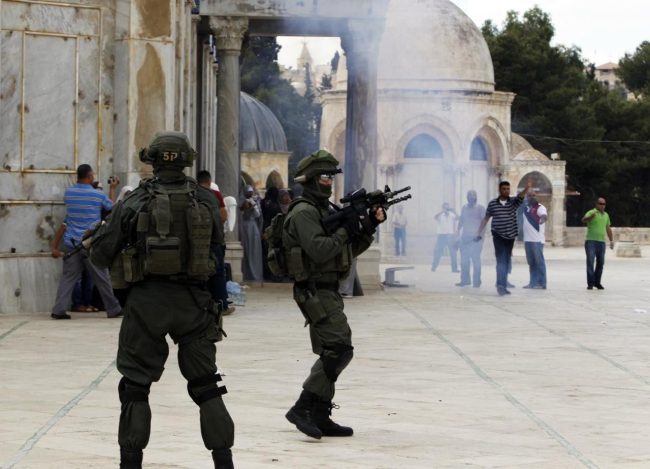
[138,131,197,168]
[294,150,342,183]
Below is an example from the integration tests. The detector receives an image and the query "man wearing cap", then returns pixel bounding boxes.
[89,132,234,469]
[283,150,386,440]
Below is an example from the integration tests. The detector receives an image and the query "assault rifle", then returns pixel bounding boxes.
[62,223,104,260]
[321,185,412,236]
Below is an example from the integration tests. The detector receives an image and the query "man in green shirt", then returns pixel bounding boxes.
[582,198,614,290]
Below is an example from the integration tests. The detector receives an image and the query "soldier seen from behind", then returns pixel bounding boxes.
[89,132,235,469]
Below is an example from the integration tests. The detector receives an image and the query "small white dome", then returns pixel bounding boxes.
[377,0,495,92]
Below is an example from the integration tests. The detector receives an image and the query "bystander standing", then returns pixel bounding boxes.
[522,190,548,289]
[197,170,233,315]
[50,164,122,319]
[392,205,408,256]
[432,203,458,272]
[582,198,614,290]
[455,190,485,288]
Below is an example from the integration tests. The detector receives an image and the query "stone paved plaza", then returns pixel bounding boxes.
[1,247,650,468]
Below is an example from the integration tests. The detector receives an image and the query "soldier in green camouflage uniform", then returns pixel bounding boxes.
[284,150,386,439]
[89,132,235,469]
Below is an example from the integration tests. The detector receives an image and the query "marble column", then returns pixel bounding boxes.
[210,17,248,201]
[189,16,200,147]
[341,20,383,193]
[200,42,211,171]
[210,17,247,282]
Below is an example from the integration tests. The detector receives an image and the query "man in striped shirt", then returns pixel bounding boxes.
[475,179,533,296]
[50,164,122,319]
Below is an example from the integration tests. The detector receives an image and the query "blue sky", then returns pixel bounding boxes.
[278,0,648,69]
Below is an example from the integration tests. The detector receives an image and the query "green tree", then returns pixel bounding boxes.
[240,37,321,187]
[304,64,315,104]
[483,8,650,226]
[331,51,340,74]
[618,41,650,96]
[319,74,333,92]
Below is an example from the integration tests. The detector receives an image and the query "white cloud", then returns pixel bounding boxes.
[277,1,648,68]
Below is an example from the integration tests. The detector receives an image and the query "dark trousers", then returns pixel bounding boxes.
[72,268,94,308]
[394,227,406,255]
[492,232,515,288]
[294,285,353,402]
[207,245,229,311]
[52,248,121,316]
[585,240,606,287]
[460,235,483,286]
[432,234,458,271]
[117,282,234,452]
[525,242,547,287]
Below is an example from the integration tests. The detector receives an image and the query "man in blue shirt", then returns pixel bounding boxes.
[50,164,122,319]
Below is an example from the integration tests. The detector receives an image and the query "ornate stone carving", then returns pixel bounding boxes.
[210,17,248,52]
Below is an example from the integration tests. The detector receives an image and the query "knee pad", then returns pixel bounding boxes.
[187,373,228,406]
[118,377,151,404]
[320,344,354,382]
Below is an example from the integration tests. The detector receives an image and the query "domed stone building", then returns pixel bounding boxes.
[237,92,291,195]
[320,0,567,257]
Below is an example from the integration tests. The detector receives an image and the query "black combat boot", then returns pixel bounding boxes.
[212,449,234,469]
[313,401,354,437]
[285,390,322,439]
[120,448,143,469]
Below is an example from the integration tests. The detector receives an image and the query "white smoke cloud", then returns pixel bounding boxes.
[277,1,648,69]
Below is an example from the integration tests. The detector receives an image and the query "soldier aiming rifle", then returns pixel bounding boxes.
[264,150,411,440]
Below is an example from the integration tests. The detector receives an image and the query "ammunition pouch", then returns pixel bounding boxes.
[144,236,182,275]
[286,246,309,282]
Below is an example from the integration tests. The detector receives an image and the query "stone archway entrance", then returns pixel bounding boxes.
[200,0,389,200]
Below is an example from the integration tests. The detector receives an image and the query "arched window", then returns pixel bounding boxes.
[470,137,488,161]
[404,134,443,159]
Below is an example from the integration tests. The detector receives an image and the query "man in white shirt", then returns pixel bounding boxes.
[432,203,459,272]
[392,205,408,256]
[522,190,548,289]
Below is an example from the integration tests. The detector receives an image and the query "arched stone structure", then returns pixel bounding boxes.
[241,171,255,189]
[266,170,284,190]
[502,150,567,246]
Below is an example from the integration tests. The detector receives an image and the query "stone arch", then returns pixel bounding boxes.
[266,170,284,189]
[240,171,255,189]
[466,115,509,166]
[517,171,553,195]
[393,115,461,163]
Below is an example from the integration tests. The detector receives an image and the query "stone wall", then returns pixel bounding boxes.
[0,0,199,313]
[564,227,650,247]
[241,151,290,195]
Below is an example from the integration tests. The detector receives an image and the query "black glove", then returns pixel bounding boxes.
[341,210,361,237]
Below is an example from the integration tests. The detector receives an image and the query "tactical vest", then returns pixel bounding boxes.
[119,178,216,283]
[278,197,352,282]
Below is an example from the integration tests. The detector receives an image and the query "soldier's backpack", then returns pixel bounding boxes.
[265,197,316,280]
[120,178,216,283]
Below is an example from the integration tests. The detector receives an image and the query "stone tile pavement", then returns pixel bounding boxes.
[1,247,650,468]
